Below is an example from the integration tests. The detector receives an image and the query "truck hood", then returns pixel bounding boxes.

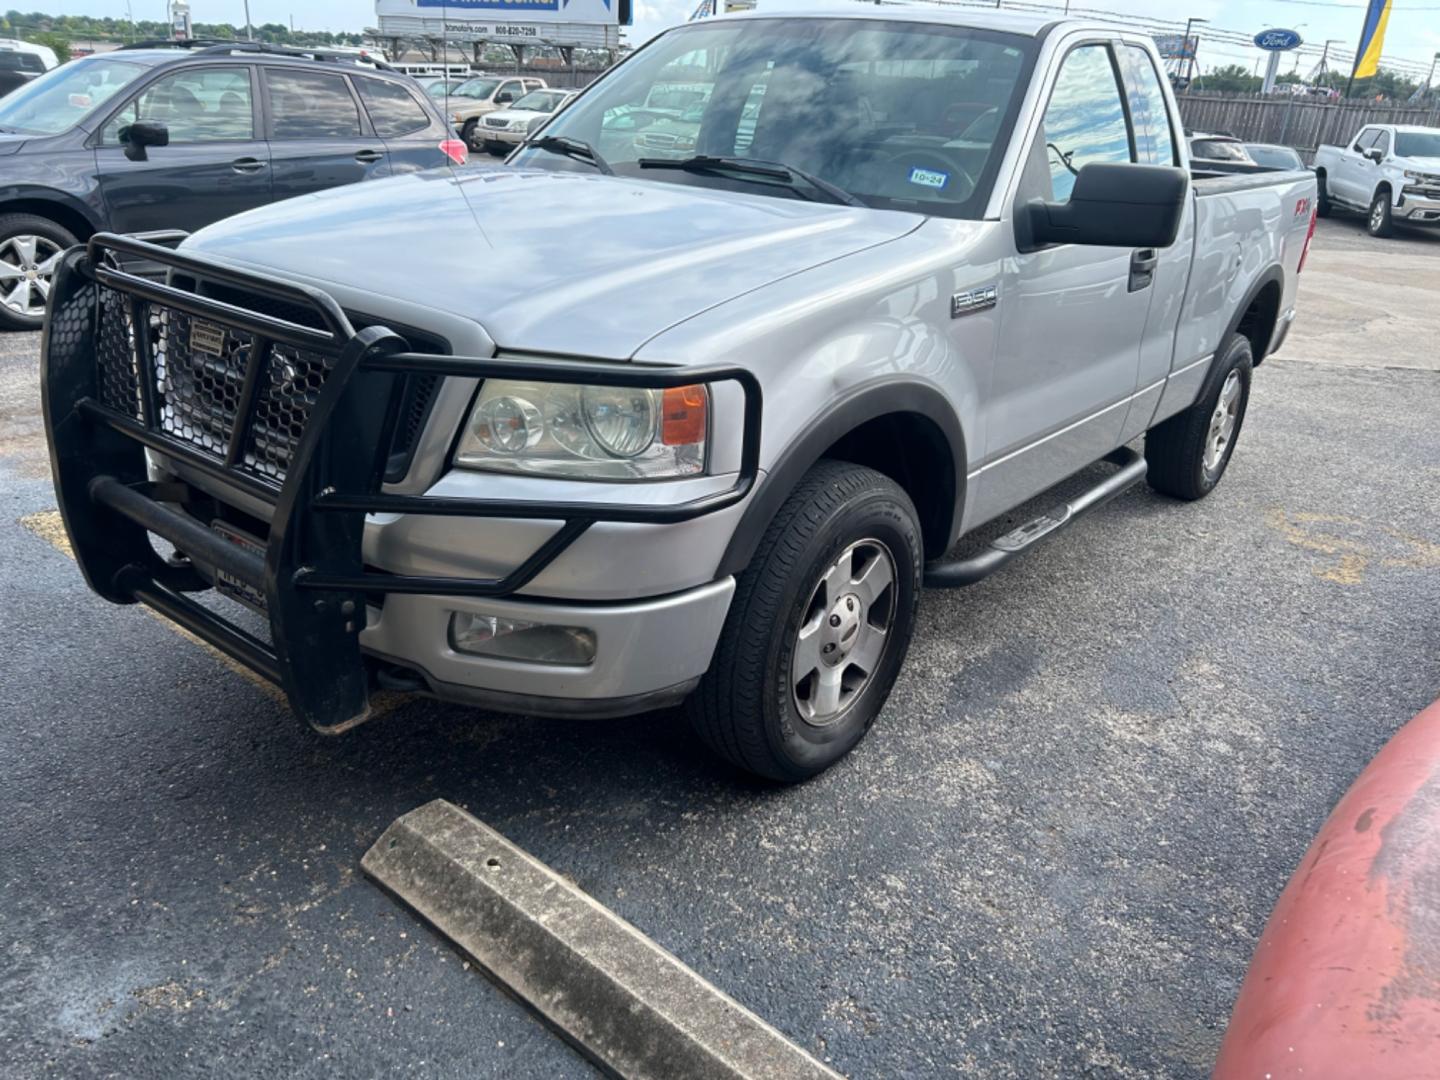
[182,166,923,359]
[1400,156,1440,173]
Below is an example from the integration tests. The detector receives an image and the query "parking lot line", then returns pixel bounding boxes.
[364,799,844,1080]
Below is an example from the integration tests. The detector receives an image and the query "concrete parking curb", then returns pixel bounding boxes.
[362,799,843,1080]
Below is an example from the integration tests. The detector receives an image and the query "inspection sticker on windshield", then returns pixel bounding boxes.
[908,167,949,190]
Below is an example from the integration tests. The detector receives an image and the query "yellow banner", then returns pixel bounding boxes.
[1353,0,1392,80]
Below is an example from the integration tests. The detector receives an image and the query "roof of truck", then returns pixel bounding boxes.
[705,7,1064,35]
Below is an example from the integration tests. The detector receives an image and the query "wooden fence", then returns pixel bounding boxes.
[1175,94,1440,160]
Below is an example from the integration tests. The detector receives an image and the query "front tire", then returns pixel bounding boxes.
[0,213,76,332]
[1315,172,1331,218]
[1368,190,1394,238]
[1145,333,1253,501]
[460,119,483,154]
[688,460,922,782]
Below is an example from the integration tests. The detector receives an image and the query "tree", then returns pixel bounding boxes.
[27,29,69,61]
[1203,64,1260,94]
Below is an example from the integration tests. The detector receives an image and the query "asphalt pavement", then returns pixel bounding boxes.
[1,217,1438,1079]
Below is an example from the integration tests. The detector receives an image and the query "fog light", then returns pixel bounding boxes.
[448,612,596,666]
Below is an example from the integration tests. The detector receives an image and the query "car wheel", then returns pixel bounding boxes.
[688,460,922,782]
[1315,173,1331,218]
[460,119,483,153]
[1368,190,1394,238]
[1145,332,1253,501]
[0,213,76,332]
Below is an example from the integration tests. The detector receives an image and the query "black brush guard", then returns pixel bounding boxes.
[42,234,762,733]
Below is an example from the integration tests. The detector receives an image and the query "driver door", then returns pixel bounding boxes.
[94,65,272,234]
[974,41,1152,524]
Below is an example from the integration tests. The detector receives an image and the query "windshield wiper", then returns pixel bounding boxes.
[637,155,866,208]
[525,134,613,175]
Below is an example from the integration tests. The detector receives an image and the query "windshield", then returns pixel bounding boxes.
[455,78,501,100]
[0,56,144,134]
[514,90,567,113]
[1395,131,1440,158]
[511,17,1036,218]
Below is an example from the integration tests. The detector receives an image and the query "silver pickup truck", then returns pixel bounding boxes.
[43,11,1317,781]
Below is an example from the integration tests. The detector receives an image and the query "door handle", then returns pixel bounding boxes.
[230,157,267,173]
[1128,248,1158,293]
[354,149,385,164]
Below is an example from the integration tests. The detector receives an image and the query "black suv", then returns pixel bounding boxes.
[0,40,464,330]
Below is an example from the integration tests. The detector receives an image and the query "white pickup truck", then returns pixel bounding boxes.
[1313,124,1440,237]
[43,11,1317,781]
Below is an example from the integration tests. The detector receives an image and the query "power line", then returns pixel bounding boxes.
[877,0,1438,76]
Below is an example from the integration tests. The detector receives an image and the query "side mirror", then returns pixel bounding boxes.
[119,119,169,162]
[1019,163,1188,252]
[1365,148,1384,163]
[495,92,513,104]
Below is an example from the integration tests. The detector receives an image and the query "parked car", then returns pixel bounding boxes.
[43,11,1316,781]
[1313,123,1440,237]
[630,102,704,160]
[448,75,548,151]
[0,39,464,330]
[0,37,58,74]
[1244,142,1305,170]
[0,48,48,97]
[416,76,467,100]
[1188,132,1255,165]
[476,87,577,154]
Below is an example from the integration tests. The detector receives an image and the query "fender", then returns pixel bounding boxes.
[717,379,967,577]
[0,182,105,236]
[1222,263,1285,364]
[1215,697,1440,1078]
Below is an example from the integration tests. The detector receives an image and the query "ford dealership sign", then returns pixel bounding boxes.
[1254,28,1304,51]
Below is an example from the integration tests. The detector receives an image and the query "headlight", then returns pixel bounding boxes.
[453,378,708,479]
[1404,170,1440,184]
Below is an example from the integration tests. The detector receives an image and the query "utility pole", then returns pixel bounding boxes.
[243,0,253,40]
[1427,52,1440,98]
[1181,17,1207,90]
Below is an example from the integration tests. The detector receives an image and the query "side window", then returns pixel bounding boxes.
[265,69,361,139]
[1372,130,1391,157]
[356,77,430,138]
[1121,45,1176,166]
[103,67,254,144]
[1030,44,1133,204]
[1354,128,1379,152]
[497,80,523,104]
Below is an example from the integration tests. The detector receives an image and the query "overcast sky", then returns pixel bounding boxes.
[64,0,1440,76]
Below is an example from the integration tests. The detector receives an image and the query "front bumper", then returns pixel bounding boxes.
[1397,191,1440,223]
[363,578,735,715]
[483,127,527,146]
[42,233,761,733]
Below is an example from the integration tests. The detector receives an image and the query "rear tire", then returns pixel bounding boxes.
[1145,333,1253,501]
[1367,190,1394,238]
[1315,173,1332,218]
[688,460,922,783]
[0,213,76,332]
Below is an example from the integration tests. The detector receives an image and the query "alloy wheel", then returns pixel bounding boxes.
[790,538,898,726]
[0,234,63,319]
[1203,369,1243,475]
